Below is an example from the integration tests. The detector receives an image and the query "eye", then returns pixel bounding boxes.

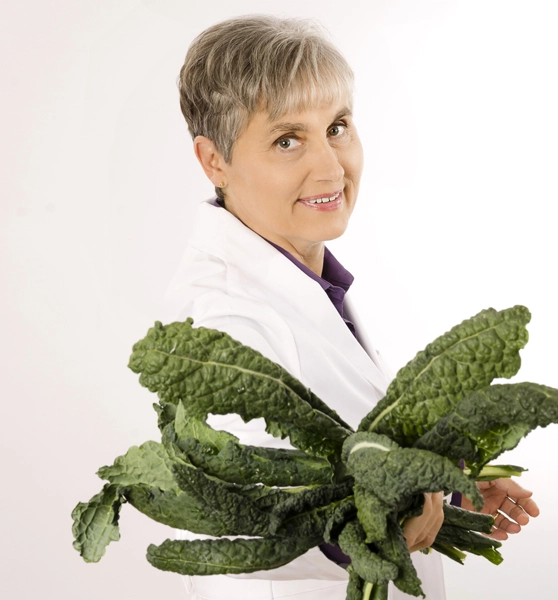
[328,122,347,137]
[275,136,301,150]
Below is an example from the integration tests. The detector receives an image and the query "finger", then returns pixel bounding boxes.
[477,479,540,518]
[487,526,509,541]
[404,494,432,551]
[474,481,492,492]
[497,496,530,525]
[405,493,444,552]
[493,511,521,534]
[428,492,445,536]
[490,478,534,500]
[515,495,540,518]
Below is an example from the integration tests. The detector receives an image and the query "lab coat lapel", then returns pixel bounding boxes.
[190,200,391,394]
[266,252,387,389]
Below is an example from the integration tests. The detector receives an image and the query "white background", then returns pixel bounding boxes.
[2,1,557,598]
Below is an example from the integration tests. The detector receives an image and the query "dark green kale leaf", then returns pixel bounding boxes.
[414,382,558,473]
[370,584,389,600]
[172,403,238,450]
[163,409,334,486]
[442,504,494,534]
[232,484,294,512]
[176,435,333,487]
[184,438,333,486]
[343,432,482,510]
[146,536,321,575]
[169,463,271,536]
[268,480,354,537]
[98,449,272,535]
[71,484,124,562]
[153,400,177,433]
[435,524,503,565]
[345,567,366,600]
[97,440,183,491]
[122,485,232,535]
[323,497,357,544]
[431,542,467,565]
[374,514,424,598]
[129,319,352,457]
[358,306,531,446]
[94,442,266,535]
[353,484,391,543]
[337,520,398,585]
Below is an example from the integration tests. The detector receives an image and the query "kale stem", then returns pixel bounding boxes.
[362,582,389,600]
[370,583,389,600]
[465,464,526,481]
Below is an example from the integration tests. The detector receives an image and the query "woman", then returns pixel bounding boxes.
[164,15,538,600]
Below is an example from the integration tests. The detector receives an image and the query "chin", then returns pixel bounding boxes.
[316,221,350,242]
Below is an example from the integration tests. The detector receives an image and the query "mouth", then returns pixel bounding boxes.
[298,190,343,209]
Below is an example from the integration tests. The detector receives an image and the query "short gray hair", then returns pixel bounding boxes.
[178,15,354,197]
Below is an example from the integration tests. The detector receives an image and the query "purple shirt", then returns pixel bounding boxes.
[266,241,357,337]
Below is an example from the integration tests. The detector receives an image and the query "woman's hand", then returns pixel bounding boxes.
[403,492,445,552]
[461,478,540,541]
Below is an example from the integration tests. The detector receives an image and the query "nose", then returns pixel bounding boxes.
[310,139,345,183]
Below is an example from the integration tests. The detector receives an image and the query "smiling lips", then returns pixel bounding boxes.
[298,190,343,210]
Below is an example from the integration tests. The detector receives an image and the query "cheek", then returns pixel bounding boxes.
[346,144,364,182]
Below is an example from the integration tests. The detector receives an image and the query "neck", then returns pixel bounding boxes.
[281,241,325,276]
[259,231,325,275]
[220,201,325,275]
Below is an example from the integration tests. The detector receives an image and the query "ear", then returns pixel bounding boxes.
[193,136,227,186]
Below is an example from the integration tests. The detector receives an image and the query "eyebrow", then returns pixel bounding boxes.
[268,107,353,135]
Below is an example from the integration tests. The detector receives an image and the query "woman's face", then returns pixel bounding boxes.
[218,99,364,260]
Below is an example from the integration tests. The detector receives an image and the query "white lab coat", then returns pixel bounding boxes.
[164,199,446,600]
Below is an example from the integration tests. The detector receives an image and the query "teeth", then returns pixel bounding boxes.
[307,192,340,205]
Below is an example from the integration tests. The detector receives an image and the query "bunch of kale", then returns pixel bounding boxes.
[72,306,558,600]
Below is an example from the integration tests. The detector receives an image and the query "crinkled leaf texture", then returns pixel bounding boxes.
[343,432,483,511]
[96,439,270,536]
[146,536,320,575]
[173,404,238,451]
[359,306,531,446]
[166,407,333,486]
[442,504,494,535]
[375,515,424,597]
[97,440,182,491]
[71,484,123,562]
[268,480,354,538]
[129,319,352,457]
[72,305,558,596]
[353,483,391,543]
[73,442,184,563]
[337,520,398,585]
[346,567,366,600]
[170,463,271,536]
[435,524,503,565]
[177,436,334,486]
[414,382,558,473]
[323,497,357,544]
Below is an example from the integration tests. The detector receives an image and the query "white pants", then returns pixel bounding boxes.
[180,550,446,600]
